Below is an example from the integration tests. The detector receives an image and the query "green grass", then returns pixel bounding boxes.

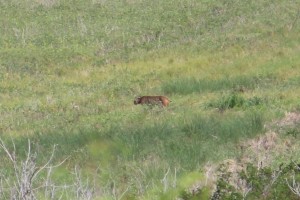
[161,74,276,95]
[206,93,266,111]
[1,0,300,199]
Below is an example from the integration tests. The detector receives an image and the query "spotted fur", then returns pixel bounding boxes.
[134,96,171,107]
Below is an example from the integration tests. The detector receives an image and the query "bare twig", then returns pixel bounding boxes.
[0,138,70,199]
[161,167,170,193]
[286,176,300,197]
[286,161,300,197]
[289,9,300,31]
[0,138,14,162]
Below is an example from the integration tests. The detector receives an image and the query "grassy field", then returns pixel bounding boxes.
[1,0,300,199]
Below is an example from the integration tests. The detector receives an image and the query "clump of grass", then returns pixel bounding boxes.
[206,93,265,111]
[286,127,300,138]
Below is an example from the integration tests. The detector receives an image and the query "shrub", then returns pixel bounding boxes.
[212,162,300,200]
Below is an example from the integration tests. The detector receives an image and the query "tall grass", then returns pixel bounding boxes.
[1,0,300,198]
[105,111,265,170]
[162,74,277,95]
[0,109,265,197]
[206,93,266,111]
[1,0,299,67]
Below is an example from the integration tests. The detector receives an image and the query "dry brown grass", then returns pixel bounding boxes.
[206,112,300,196]
[275,112,300,128]
[35,0,58,8]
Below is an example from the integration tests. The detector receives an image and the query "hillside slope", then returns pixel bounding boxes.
[1,0,300,199]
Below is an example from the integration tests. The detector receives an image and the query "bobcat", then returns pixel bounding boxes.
[134,96,171,107]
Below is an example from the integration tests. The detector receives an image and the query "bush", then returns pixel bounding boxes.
[212,162,300,200]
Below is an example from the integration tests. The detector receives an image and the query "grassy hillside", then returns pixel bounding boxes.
[1,0,300,199]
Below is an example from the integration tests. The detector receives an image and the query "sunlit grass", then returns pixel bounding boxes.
[1,0,300,198]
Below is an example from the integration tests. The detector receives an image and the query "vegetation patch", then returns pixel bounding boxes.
[206,93,265,111]
[1,0,300,198]
[180,112,300,199]
[161,75,276,95]
[213,162,300,200]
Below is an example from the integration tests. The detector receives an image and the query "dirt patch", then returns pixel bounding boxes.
[227,112,300,171]
[240,131,280,169]
[273,112,300,128]
[212,113,300,194]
